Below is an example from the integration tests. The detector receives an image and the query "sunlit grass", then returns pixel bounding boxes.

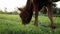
[0,14,60,34]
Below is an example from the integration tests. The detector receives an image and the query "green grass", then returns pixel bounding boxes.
[0,14,60,34]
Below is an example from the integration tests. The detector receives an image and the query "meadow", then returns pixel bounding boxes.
[0,14,60,34]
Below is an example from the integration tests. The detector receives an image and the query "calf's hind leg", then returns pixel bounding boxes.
[46,5,56,29]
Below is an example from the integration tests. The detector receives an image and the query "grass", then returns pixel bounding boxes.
[0,14,60,34]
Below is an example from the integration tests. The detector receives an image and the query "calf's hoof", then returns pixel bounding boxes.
[34,23,38,27]
[51,25,56,29]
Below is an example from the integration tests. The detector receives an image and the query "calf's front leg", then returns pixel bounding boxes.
[34,9,39,26]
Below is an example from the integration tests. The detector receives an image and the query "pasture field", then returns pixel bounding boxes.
[0,14,60,34]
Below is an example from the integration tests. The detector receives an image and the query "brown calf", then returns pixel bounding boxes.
[18,0,56,29]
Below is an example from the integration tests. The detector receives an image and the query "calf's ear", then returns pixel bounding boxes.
[17,7,23,14]
[18,8,23,11]
[17,7,24,14]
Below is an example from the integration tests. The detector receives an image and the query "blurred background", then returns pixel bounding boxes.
[0,0,60,15]
[0,0,27,14]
